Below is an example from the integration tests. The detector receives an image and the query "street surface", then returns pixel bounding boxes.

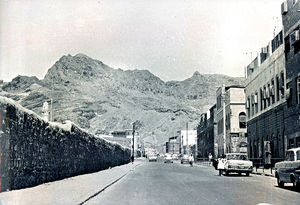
[86,158,300,205]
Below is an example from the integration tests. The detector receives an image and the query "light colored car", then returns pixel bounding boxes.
[181,154,189,164]
[164,154,173,163]
[223,153,253,176]
[148,155,158,162]
[172,154,179,160]
[275,148,300,188]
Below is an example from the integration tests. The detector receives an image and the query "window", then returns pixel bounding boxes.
[297,137,300,147]
[284,36,290,60]
[260,88,264,111]
[263,86,267,109]
[280,72,285,98]
[239,112,246,129]
[267,83,271,106]
[246,97,250,118]
[218,119,223,134]
[297,151,300,161]
[255,92,258,113]
[251,94,255,116]
[297,77,300,104]
[271,79,275,104]
[276,75,280,101]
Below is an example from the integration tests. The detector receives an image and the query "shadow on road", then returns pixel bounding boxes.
[275,186,300,193]
[223,173,252,177]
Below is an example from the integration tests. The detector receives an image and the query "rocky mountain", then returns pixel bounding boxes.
[1,53,244,144]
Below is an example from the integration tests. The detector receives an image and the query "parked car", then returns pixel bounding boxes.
[172,154,179,160]
[164,154,173,163]
[223,153,253,176]
[181,154,189,164]
[149,155,158,162]
[275,148,300,188]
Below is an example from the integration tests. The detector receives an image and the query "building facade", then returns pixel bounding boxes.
[215,85,247,156]
[180,129,197,157]
[282,0,300,149]
[245,31,286,164]
[167,136,180,154]
[197,105,216,158]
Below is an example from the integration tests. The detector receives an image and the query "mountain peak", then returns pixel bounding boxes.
[75,53,90,58]
[192,71,201,77]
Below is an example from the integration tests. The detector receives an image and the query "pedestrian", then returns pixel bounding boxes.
[208,153,213,166]
[189,154,194,167]
[131,155,134,164]
[217,155,226,176]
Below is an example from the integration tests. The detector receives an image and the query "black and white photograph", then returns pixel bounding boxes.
[0,0,300,204]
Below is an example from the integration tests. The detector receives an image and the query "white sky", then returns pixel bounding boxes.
[0,0,283,82]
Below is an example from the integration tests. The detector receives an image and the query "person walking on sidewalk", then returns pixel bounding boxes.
[189,154,194,167]
[217,155,226,176]
[208,153,213,166]
[130,155,134,164]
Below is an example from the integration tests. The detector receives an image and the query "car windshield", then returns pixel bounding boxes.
[226,154,248,160]
[285,151,295,161]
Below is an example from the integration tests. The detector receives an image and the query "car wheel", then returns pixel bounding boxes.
[277,176,284,188]
[245,173,250,177]
[291,176,300,188]
[223,170,228,176]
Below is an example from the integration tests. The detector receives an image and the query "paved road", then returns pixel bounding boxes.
[85,159,300,205]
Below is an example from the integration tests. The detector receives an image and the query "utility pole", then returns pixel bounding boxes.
[186,122,188,154]
[132,122,135,162]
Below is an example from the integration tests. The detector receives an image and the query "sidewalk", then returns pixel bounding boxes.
[252,167,275,177]
[0,162,142,205]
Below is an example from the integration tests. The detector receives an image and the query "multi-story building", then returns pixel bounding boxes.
[215,85,247,156]
[245,31,286,163]
[282,0,300,149]
[180,129,197,157]
[167,136,180,154]
[197,105,216,158]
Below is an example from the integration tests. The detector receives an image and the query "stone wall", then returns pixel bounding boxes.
[0,97,130,192]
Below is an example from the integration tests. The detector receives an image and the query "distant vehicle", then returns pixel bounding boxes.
[275,148,300,188]
[149,155,158,162]
[223,153,253,176]
[164,154,173,163]
[172,154,179,160]
[181,154,190,164]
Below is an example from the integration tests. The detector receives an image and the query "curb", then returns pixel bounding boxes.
[252,172,274,177]
[79,163,141,205]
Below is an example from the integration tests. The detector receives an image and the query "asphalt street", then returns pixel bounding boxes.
[85,159,300,205]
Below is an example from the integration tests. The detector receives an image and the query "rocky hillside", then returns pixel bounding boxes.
[1,53,244,144]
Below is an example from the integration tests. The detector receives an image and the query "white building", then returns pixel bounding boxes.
[215,85,247,156]
[180,130,197,155]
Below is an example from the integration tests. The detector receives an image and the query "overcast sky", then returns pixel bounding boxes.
[0,0,284,82]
